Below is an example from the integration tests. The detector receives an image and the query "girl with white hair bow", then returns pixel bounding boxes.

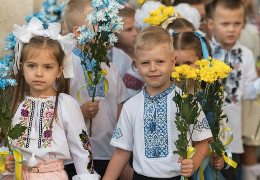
[2,17,100,180]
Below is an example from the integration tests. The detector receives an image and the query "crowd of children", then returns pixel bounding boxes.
[1,0,260,179]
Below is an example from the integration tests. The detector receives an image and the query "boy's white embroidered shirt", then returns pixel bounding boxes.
[211,37,258,153]
[11,94,99,178]
[70,47,130,160]
[111,84,212,178]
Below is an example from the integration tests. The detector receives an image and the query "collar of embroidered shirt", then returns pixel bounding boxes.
[143,83,175,101]
[211,36,240,52]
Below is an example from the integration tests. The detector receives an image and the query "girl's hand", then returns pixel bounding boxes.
[210,154,225,170]
[178,157,194,177]
[5,156,15,172]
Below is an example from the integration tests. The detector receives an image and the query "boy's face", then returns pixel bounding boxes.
[135,43,176,96]
[208,5,244,50]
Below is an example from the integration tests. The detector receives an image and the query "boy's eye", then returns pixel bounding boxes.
[141,61,149,65]
[45,65,53,70]
[157,60,164,64]
[185,61,192,65]
[125,27,132,32]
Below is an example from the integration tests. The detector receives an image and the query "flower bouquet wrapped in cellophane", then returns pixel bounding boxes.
[76,0,124,136]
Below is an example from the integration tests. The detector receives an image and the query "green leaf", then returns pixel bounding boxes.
[211,140,225,157]
[8,124,27,140]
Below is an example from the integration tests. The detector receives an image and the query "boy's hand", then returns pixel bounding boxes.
[80,100,100,119]
[210,154,224,170]
[178,157,194,177]
[5,156,15,172]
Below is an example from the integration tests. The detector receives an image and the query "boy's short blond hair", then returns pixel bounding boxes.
[64,0,92,33]
[135,26,174,59]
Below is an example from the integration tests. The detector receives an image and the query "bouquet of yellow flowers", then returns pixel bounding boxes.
[171,58,233,180]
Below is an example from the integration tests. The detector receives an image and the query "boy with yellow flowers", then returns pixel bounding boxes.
[103,26,212,180]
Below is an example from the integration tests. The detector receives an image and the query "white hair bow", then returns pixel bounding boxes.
[12,17,77,78]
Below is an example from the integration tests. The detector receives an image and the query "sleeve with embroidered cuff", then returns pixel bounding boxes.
[59,94,100,180]
[190,112,212,142]
[110,106,134,151]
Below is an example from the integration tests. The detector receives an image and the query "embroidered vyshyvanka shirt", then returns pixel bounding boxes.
[111,84,212,178]
[211,37,258,153]
[11,93,99,179]
[70,47,130,160]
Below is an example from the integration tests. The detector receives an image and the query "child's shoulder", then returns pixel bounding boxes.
[123,91,144,109]
[58,93,79,107]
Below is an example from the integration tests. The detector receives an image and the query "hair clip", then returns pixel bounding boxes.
[168,29,179,35]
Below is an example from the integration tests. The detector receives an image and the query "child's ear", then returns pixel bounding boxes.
[57,65,64,78]
[171,55,176,70]
[134,59,138,68]
[73,26,81,38]
[207,18,214,33]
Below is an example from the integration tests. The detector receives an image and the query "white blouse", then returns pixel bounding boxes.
[10,93,99,179]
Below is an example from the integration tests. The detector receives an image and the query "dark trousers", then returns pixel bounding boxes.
[65,160,109,179]
[64,163,77,180]
[133,171,183,180]
[221,153,241,180]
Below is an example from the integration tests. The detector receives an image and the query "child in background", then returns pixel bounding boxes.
[116,6,144,97]
[3,17,99,180]
[207,0,260,179]
[103,26,212,180]
[64,0,129,178]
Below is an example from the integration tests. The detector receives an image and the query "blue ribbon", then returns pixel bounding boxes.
[194,30,209,60]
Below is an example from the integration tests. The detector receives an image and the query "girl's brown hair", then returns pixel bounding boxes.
[11,36,67,137]
[173,32,211,59]
[165,18,195,32]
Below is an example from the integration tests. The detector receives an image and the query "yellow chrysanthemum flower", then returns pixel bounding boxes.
[182,94,188,98]
[138,0,146,4]
[143,5,176,26]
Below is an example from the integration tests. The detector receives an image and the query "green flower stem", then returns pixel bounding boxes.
[215,169,219,180]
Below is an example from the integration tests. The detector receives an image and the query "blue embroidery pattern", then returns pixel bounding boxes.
[195,118,210,132]
[112,126,123,139]
[73,47,106,97]
[143,84,174,158]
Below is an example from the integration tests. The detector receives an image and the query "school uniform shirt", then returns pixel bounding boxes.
[11,94,99,179]
[70,47,130,160]
[210,37,258,153]
[110,84,212,178]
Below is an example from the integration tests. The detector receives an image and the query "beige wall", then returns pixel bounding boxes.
[0,0,68,57]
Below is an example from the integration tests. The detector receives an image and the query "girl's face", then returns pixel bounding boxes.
[117,16,138,50]
[22,49,63,98]
[174,49,200,67]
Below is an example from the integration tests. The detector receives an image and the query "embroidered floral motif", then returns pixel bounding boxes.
[17,99,34,148]
[195,118,210,132]
[143,84,174,158]
[38,100,53,148]
[212,40,242,104]
[79,130,94,174]
[16,98,53,149]
[123,73,144,91]
[112,126,123,139]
